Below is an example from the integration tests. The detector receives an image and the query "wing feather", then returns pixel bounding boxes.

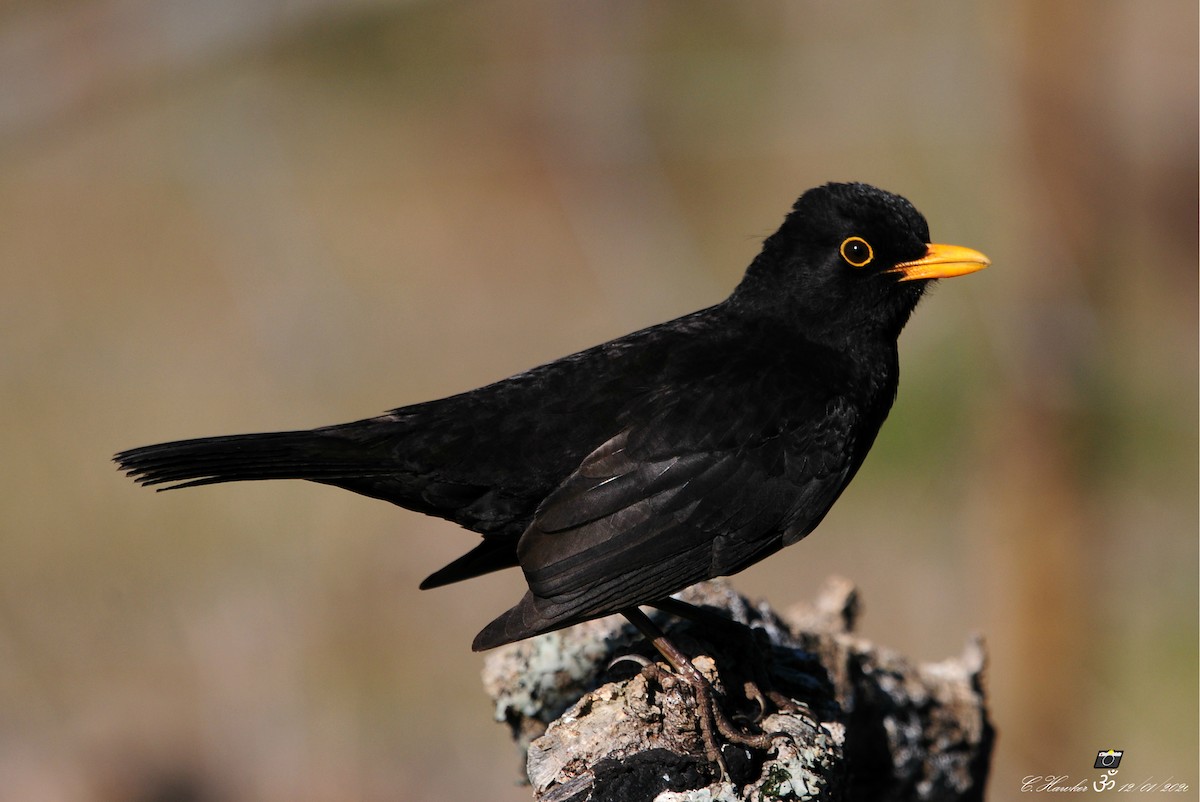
[514,406,858,629]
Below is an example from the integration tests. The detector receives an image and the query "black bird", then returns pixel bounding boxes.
[116,182,988,759]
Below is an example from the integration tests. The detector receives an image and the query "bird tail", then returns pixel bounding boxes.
[114,427,392,491]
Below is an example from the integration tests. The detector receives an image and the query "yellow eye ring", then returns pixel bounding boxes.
[840,236,874,268]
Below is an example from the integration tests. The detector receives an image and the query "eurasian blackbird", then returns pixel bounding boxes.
[116,182,988,761]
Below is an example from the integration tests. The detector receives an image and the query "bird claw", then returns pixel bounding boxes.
[740,680,768,724]
[607,652,656,672]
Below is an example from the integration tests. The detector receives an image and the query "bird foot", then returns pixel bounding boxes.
[612,649,776,777]
[648,598,817,726]
[610,651,727,769]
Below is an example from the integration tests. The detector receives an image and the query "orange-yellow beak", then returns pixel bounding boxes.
[888,243,991,282]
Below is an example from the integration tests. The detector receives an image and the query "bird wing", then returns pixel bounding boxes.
[507,384,861,630]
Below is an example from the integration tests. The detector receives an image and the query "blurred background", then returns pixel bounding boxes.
[0,2,1195,800]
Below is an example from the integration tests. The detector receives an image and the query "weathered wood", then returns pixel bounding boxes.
[483,578,993,801]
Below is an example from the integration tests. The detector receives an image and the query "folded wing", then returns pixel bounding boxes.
[472,391,860,650]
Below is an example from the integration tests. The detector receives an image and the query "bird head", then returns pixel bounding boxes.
[731,182,989,343]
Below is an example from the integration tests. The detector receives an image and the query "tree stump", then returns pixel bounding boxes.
[482,578,993,801]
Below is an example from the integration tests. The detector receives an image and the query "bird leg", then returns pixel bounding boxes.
[621,607,774,773]
[649,597,813,720]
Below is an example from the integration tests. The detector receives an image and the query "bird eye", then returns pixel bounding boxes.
[840,236,874,268]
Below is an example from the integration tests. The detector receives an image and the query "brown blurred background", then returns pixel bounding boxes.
[0,2,1195,800]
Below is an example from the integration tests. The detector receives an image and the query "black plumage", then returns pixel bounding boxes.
[115,182,988,654]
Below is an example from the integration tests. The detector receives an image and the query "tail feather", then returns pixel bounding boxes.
[114,429,395,491]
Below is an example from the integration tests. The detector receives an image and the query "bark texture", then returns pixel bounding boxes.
[482,579,993,801]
